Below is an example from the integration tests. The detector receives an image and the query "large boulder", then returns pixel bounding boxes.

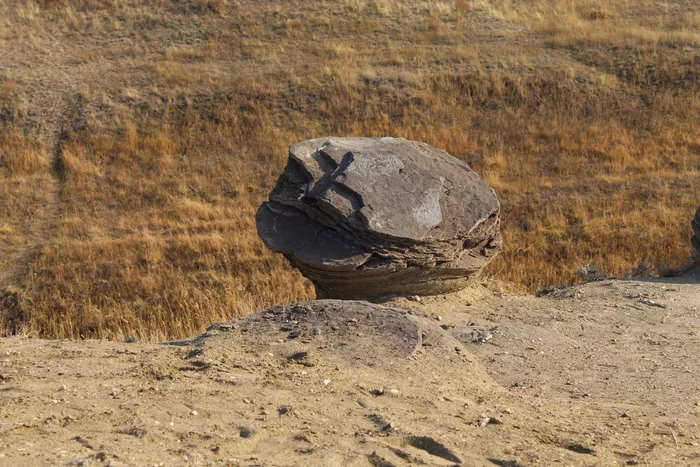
[256,137,502,299]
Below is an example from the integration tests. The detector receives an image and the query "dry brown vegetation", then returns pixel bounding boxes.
[0,0,698,341]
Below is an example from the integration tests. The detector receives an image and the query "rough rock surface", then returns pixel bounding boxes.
[206,299,489,376]
[693,207,700,253]
[257,137,502,299]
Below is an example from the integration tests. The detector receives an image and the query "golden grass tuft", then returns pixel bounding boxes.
[0,130,49,176]
[455,0,469,23]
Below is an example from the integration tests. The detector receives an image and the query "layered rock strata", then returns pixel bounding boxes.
[256,137,502,299]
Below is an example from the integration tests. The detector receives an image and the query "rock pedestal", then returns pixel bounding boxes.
[256,137,502,299]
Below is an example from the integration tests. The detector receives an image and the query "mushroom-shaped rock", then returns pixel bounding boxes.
[256,137,502,299]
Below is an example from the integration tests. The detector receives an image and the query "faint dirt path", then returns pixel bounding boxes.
[0,32,81,290]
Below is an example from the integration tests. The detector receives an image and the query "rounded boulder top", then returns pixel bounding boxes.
[257,137,502,299]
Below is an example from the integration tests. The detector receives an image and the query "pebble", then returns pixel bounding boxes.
[388,388,399,395]
[479,416,502,427]
[239,427,255,438]
[190,410,198,416]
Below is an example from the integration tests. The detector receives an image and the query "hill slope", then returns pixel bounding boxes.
[1,0,699,340]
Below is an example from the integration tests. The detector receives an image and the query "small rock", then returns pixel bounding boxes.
[370,387,385,396]
[474,332,493,344]
[388,388,399,395]
[479,416,502,427]
[190,410,198,416]
[287,351,309,362]
[564,443,595,455]
[279,405,293,416]
[407,295,423,303]
[239,427,255,438]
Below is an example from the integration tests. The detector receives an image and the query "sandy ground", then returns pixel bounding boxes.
[1,267,699,466]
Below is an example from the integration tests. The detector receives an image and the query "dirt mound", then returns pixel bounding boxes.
[196,300,490,378]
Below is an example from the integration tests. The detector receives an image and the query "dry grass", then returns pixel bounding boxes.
[0,0,698,340]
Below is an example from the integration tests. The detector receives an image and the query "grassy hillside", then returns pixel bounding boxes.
[1,0,698,340]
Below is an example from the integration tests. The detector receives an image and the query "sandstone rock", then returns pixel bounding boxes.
[256,137,502,299]
[693,207,700,253]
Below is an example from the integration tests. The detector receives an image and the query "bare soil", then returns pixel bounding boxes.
[2,267,699,466]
